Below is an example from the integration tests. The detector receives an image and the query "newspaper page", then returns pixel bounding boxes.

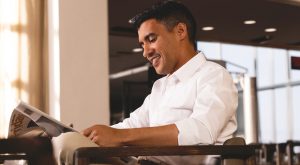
[8,100,78,138]
[8,110,42,138]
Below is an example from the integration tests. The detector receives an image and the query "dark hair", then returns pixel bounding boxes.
[131,0,197,50]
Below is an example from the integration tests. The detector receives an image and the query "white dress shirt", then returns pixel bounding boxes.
[112,51,238,164]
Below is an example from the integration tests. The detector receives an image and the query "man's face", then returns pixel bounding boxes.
[138,19,180,75]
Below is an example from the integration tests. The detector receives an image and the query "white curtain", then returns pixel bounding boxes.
[0,0,48,138]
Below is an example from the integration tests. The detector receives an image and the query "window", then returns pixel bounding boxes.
[273,49,288,85]
[222,44,255,77]
[292,85,300,140]
[257,47,273,88]
[274,87,288,143]
[197,41,220,60]
[257,90,274,143]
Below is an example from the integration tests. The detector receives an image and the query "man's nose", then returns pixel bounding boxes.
[143,45,154,58]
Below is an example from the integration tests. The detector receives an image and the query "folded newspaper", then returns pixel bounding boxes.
[8,100,77,138]
[8,100,137,164]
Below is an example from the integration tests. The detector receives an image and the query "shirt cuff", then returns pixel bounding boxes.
[175,118,212,145]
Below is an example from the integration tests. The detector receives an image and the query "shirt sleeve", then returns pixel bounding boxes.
[111,94,151,129]
[175,67,238,145]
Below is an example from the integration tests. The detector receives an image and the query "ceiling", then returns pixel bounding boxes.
[108,0,300,100]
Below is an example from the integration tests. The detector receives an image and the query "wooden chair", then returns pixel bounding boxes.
[259,144,276,164]
[0,137,55,165]
[248,143,263,164]
[74,137,256,165]
[286,141,300,165]
[246,143,278,165]
[276,141,290,165]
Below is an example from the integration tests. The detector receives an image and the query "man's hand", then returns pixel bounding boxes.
[81,125,124,147]
[81,124,179,147]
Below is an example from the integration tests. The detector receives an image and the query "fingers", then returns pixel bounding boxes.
[87,130,98,140]
[91,136,99,144]
[81,126,93,136]
[81,125,110,146]
[81,125,99,143]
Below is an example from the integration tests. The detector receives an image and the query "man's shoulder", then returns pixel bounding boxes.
[191,60,234,85]
[203,60,226,71]
[195,60,228,76]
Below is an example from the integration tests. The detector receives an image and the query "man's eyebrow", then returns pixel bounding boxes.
[139,33,156,47]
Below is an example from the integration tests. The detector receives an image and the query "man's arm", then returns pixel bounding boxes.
[81,124,179,147]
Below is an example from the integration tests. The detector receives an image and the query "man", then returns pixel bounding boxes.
[52,1,238,165]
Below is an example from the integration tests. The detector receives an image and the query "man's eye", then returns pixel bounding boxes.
[150,38,156,43]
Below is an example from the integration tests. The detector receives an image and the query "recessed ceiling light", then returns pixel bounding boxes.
[128,19,132,23]
[265,28,277,32]
[202,27,214,31]
[132,48,143,52]
[244,20,256,24]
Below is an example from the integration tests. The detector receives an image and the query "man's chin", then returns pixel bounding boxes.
[154,66,168,75]
[154,68,162,75]
[155,70,166,76]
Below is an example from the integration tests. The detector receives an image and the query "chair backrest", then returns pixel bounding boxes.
[248,143,262,164]
[222,137,248,165]
[287,141,300,165]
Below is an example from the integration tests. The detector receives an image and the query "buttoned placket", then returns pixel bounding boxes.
[154,76,177,121]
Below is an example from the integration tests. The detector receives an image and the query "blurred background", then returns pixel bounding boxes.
[0,0,299,148]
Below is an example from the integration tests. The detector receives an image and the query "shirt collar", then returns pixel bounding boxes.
[168,51,206,83]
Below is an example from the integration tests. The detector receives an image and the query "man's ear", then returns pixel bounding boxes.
[176,23,187,41]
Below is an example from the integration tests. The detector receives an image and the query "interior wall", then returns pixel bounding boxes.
[58,0,109,131]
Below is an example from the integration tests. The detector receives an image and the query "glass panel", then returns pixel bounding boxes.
[289,50,300,82]
[197,41,219,60]
[234,92,244,137]
[258,90,274,143]
[273,49,287,85]
[292,85,300,141]
[221,44,255,77]
[274,87,288,143]
[257,47,273,88]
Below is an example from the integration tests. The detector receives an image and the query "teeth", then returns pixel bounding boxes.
[152,55,160,63]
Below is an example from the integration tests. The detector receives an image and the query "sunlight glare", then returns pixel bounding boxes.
[53,0,59,30]
[48,0,61,120]
[19,0,27,25]
[21,89,29,104]
[20,33,29,84]
[4,31,20,83]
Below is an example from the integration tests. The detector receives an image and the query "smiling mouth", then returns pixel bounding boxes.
[151,55,161,66]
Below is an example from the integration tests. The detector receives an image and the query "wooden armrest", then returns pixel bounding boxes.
[74,145,255,165]
[290,142,300,148]
[0,137,54,165]
[248,143,262,150]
